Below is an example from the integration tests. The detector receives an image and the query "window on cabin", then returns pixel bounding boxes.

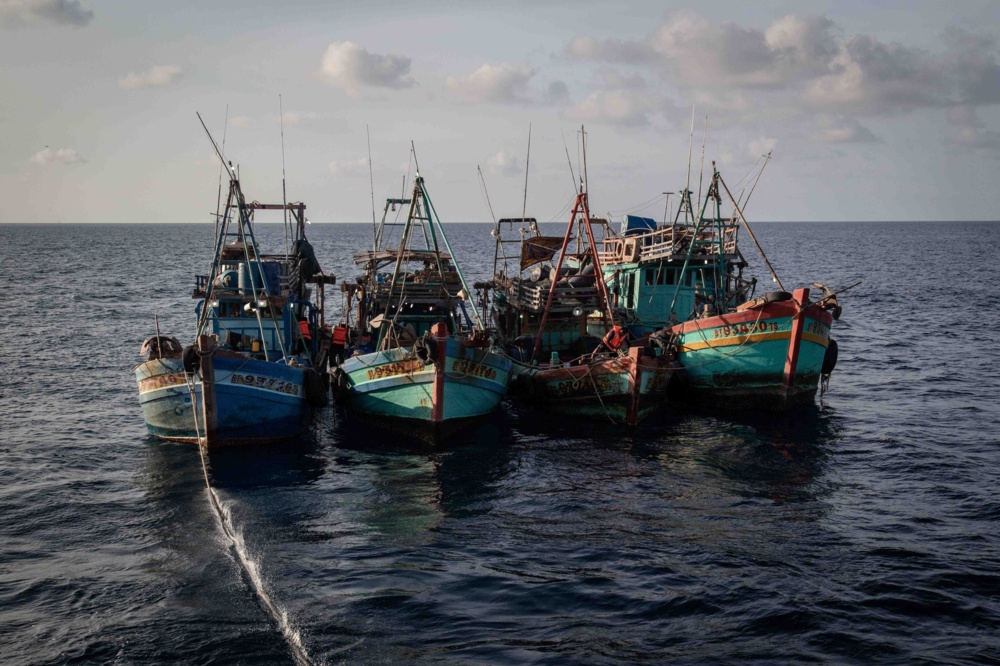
[645,269,655,286]
[684,270,693,287]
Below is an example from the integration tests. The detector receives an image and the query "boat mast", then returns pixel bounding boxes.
[367,125,377,251]
[531,127,614,362]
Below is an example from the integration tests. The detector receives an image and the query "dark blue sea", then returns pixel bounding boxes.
[1,221,999,665]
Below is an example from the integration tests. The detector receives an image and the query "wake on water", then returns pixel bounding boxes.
[197,444,313,666]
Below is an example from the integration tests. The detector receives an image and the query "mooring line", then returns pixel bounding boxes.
[185,375,313,665]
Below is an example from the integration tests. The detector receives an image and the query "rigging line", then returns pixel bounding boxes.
[522,123,531,222]
[741,150,772,213]
[606,192,668,216]
[477,166,497,223]
[731,154,764,192]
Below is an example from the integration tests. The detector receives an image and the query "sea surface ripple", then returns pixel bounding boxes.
[0,221,998,664]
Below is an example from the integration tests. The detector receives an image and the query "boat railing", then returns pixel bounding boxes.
[596,222,740,265]
[368,280,459,304]
[505,278,601,313]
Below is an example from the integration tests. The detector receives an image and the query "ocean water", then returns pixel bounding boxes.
[1,221,998,665]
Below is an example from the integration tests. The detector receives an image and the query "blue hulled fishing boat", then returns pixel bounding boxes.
[135,116,333,444]
[597,164,846,409]
[330,170,511,428]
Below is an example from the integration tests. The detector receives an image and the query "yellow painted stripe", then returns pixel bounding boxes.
[801,332,830,348]
[679,331,790,353]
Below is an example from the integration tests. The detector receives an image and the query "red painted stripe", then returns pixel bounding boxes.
[671,297,832,335]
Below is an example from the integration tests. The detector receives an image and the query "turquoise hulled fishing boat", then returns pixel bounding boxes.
[135,116,332,444]
[598,164,844,409]
[331,170,512,428]
[335,324,511,422]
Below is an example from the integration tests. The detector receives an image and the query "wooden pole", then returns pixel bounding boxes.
[627,346,643,426]
[430,322,447,423]
[197,335,218,445]
[782,288,809,393]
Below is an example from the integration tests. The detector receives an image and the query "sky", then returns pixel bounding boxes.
[2,0,999,224]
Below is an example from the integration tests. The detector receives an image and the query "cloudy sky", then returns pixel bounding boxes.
[2,0,999,223]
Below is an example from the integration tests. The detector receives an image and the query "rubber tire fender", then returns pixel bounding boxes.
[182,345,199,375]
[762,291,792,304]
[822,338,839,375]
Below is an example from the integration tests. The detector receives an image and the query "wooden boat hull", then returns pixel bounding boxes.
[135,356,309,444]
[670,290,834,409]
[335,338,512,425]
[508,348,674,425]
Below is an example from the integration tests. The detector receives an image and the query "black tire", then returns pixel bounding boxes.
[331,367,351,405]
[763,290,792,304]
[822,339,839,375]
[182,345,199,374]
[304,369,328,407]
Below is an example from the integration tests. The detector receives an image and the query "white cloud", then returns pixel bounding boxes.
[815,116,880,143]
[567,89,657,127]
[945,105,1000,151]
[0,0,92,27]
[950,127,1000,150]
[281,111,323,126]
[486,151,521,176]
[565,34,654,64]
[30,147,83,165]
[593,67,646,91]
[119,65,182,90]
[446,63,537,104]
[328,157,369,176]
[319,41,414,95]
[803,36,943,114]
[230,116,252,128]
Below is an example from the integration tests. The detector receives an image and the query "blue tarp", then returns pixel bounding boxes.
[621,215,657,236]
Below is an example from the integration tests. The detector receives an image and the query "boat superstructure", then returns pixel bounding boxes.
[331,170,511,428]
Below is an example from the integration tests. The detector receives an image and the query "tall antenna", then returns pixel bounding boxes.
[214,104,229,238]
[685,104,695,196]
[521,123,531,222]
[278,94,289,251]
[561,129,577,191]
[580,125,589,195]
[696,115,707,213]
[367,125,376,250]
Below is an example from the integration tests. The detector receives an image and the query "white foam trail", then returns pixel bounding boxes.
[198,445,313,665]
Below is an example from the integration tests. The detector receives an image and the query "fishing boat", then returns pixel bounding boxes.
[597,163,845,409]
[135,117,333,444]
[480,135,676,425]
[330,169,511,428]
